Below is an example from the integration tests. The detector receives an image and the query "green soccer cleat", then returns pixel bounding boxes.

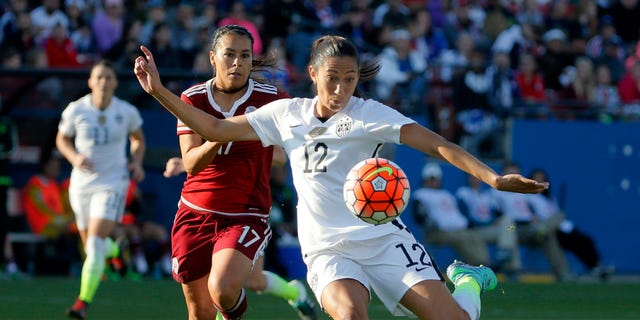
[288,280,317,320]
[446,260,497,293]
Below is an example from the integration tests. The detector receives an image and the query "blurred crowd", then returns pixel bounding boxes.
[413,161,614,282]
[1,0,633,282]
[2,0,640,155]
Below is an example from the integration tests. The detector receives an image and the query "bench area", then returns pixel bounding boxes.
[7,232,47,274]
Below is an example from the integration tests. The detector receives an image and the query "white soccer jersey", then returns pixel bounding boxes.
[58,94,143,190]
[455,186,495,225]
[528,193,559,220]
[246,96,415,254]
[413,187,469,231]
[489,189,535,223]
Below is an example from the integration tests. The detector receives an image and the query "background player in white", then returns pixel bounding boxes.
[490,162,572,282]
[135,35,548,320]
[528,168,613,280]
[161,25,315,320]
[455,172,521,276]
[57,60,145,320]
[412,162,493,267]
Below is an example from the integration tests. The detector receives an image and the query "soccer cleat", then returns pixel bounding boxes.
[288,280,317,320]
[446,260,497,293]
[66,298,89,319]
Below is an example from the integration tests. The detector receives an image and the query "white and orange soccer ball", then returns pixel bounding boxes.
[343,158,411,225]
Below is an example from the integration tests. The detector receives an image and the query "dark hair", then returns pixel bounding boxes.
[91,59,116,73]
[151,22,171,45]
[210,25,254,52]
[209,24,277,83]
[529,167,551,197]
[38,149,62,173]
[529,167,548,180]
[308,35,380,97]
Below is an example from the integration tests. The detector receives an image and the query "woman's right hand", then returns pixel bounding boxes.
[73,154,93,171]
[134,45,162,95]
[163,157,185,178]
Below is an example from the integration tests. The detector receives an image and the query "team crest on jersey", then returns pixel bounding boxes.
[115,113,123,124]
[335,116,352,138]
[245,106,257,114]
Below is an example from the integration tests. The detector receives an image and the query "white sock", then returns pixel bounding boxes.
[452,289,481,320]
[451,275,482,320]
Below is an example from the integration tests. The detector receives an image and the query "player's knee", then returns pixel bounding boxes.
[327,305,368,320]
[84,235,106,259]
[208,275,243,308]
[323,297,368,320]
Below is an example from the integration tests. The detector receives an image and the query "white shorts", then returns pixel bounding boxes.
[69,182,128,231]
[304,228,444,317]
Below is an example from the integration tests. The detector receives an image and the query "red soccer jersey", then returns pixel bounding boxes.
[177,79,289,217]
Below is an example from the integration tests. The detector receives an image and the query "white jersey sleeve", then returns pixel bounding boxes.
[243,98,290,147]
[58,101,79,137]
[360,99,412,143]
[125,101,144,133]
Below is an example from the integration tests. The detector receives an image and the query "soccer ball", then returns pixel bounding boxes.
[343,158,411,225]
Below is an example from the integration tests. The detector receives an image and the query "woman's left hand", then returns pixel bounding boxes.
[495,174,549,194]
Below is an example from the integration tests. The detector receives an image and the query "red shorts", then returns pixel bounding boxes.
[170,204,271,283]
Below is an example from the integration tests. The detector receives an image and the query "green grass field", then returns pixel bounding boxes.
[1,276,639,319]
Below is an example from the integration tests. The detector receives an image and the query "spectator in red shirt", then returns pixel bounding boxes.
[617,59,640,120]
[515,52,549,119]
[43,23,82,68]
